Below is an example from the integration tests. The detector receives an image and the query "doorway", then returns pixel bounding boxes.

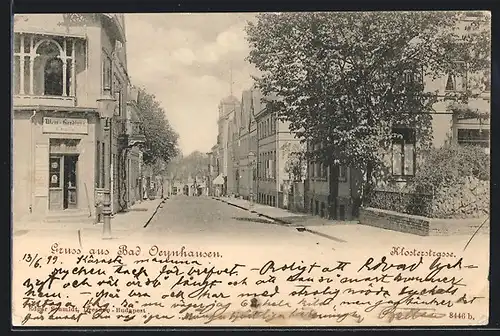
[49,154,79,210]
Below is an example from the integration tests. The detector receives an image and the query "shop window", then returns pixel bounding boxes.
[392,128,416,177]
[49,157,61,188]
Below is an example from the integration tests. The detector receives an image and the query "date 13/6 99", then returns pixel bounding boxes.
[20,253,58,269]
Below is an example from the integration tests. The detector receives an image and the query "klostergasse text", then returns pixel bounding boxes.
[13,243,487,326]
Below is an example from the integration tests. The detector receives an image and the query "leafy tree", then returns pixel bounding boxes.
[282,141,307,182]
[246,11,490,209]
[135,87,179,167]
[166,151,209,183]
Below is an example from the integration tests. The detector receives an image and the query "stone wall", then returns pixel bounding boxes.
[360,207,489,236]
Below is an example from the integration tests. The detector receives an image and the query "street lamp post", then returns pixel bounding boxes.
[97,94,117,240]
[248,151,256,207]
[102,189,112,239]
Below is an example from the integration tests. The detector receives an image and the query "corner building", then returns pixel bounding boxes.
[12,13,129,222]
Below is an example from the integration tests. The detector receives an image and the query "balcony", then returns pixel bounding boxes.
[14,94,76,108]
[13,32,84,110]
[116,119,146,149]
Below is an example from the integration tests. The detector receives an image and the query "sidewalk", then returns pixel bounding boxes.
[12,198,165,243]
[214,196,489,251]
[214,196,357,227]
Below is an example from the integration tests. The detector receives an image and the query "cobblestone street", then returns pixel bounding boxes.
[14,196,489,256]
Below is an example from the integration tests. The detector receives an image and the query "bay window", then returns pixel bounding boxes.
[392,128,416,177]
[13,32,79,97]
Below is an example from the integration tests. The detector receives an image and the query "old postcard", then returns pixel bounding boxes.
[12,11,490,327]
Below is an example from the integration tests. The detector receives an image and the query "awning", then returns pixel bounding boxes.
[213,174,225,185]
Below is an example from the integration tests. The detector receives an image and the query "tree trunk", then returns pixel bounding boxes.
[362,162,374,206]
[329,164,339,220]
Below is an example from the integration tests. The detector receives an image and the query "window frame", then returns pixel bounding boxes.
[391,127,416,178]
[338,165,347,182]
[445,61,467,93]
[13,33,79,97]
[102,51,113,94]
[457,128,490,148]
[49,156,63,189]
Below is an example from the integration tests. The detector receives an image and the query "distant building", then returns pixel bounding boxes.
[215,95,240,196]
[123,86,145,206]
[236,88,259,200]
[255,94,301,208]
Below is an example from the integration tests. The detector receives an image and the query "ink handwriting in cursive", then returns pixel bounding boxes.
[378,305,446,323]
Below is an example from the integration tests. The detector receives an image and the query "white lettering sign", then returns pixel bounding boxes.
[43,117,88,134]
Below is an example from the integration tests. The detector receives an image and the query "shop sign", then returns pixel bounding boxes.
[43,117,88,134]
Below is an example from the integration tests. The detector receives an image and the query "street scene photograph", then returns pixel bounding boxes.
[11,11,491,328]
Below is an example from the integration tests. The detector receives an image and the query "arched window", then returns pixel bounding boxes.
[44,58,63,96]
[34,40,63,96]
[13,33,78,97]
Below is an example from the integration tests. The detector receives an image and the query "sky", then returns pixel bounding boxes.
[125,13,258,156]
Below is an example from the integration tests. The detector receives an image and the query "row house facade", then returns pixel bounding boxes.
[206,144,220,196]
[210,88,263,200]
[213,95,240,196]
[123,87,146,207]
[255,99,302,208]
[12,13,144,224]
[226,88,261,200]
[211,85,303,208]
[236,89,259,200]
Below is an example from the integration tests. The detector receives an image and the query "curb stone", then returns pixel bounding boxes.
[212,197,293,228]
[143,198,167,228]
[302,227,347,243]
[213,197,348,243]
